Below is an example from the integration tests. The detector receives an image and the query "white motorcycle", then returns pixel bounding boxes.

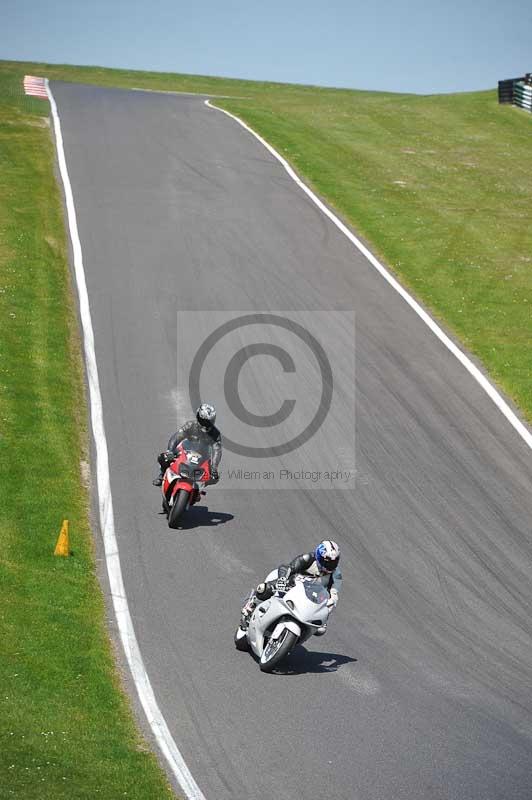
[234,570,331,673]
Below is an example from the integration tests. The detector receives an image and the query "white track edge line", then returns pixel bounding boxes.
[204,98,532,452]
[46,79,207,800]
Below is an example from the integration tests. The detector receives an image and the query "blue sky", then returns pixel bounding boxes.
[2,0,531,93]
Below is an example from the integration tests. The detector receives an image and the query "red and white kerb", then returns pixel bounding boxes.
[23,75,48,100]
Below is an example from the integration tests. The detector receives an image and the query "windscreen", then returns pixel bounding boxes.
[302,580,329,605]
[180,437,213,461]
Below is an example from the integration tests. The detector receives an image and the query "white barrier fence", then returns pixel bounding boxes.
[514,81,532,112]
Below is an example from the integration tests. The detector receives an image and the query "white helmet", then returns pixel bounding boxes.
[314,540,340,573]
[196,403,216,429]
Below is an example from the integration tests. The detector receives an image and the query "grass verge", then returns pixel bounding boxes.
[0,69,174,799]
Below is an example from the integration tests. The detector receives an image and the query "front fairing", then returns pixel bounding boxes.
[177,438,213,483]
[163,437,212,502]
[247,578,329,657]
[163,466,195,504]
[248,596,287,657]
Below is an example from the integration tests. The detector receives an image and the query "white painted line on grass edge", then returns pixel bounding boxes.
[205,99,532,453]
[46,79,207,800]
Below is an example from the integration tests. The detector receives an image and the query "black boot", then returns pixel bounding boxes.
[239,596,257,630]
[154,450,173,486]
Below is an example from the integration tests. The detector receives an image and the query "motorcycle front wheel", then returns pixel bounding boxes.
[234,627,249,651]
[260,629,298,673]
[168,489,189,528]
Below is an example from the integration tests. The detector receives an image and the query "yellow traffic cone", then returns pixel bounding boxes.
[54,519,70,557]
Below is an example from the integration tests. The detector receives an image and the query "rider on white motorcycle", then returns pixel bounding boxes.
[239,540,342,631]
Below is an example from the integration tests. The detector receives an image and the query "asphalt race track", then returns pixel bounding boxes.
[52,82,532,800]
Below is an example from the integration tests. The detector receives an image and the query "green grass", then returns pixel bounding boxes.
[0,68,174,799]
[232,94,531,416]
[0,53,530,798]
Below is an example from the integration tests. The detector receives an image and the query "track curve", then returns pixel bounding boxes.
[52,81,532,800]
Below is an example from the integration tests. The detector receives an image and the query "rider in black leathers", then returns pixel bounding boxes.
[153,403,222,486]
[239,540,342,630]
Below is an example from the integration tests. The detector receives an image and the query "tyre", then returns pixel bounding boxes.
[234,627,249,651]
[259,628,298,673]
[168,489,189,528]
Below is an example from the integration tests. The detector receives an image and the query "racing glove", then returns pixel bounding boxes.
[326,596,337,610]
[277,565,292,580]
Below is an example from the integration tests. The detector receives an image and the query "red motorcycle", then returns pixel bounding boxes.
[161,437,214,528]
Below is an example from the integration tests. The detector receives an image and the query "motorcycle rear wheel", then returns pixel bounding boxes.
[168,489,189,528]
[260,629,298,673]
